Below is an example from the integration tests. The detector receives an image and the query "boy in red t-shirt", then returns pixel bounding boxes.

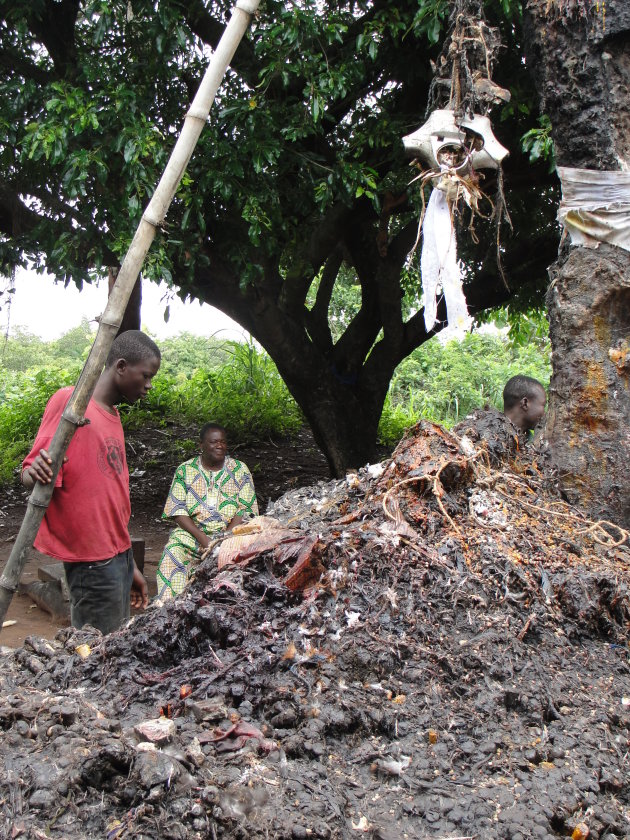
[22,330,161,635]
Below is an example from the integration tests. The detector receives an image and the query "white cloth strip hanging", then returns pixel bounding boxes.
[421,189,469,332]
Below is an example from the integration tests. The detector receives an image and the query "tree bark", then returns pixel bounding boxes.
[546,244,630,526]
[523,0,630,528]
[108,268,142,334]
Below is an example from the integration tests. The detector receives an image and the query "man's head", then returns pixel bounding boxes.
[200,423,228,467]
[200,422,227,442]
[502,375,547,433]
[106,330,161,403]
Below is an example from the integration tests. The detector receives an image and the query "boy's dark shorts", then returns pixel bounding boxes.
[63,548,134,635]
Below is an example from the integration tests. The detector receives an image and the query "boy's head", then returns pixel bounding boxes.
[106,330,161,403]
[503,375,547,433]
[106,330,161,368]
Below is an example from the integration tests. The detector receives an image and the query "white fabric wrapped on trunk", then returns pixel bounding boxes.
[421,188,470,332]
[557,167,630,252]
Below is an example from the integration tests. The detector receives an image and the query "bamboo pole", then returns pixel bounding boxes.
[0,0,261,629]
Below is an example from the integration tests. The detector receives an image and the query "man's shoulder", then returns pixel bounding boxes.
[454,405,509,435]
[224,456,251,473]
[453,406,520,465]
[36,387,74,425]
[46,385,73,407]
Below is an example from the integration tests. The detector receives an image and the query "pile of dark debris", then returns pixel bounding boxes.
[1,417,629,840]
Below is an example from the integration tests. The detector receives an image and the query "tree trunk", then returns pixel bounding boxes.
[280,363,385,477]
[546,244,630,526]
[108,268,142,333]
[523,1,630,528]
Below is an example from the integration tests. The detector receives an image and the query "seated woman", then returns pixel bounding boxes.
[156,422,258,600]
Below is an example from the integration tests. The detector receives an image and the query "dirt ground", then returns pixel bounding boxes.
[0,425,331,648]
[1,420,629,840]
[0,418,630,840]
[0,510,172,648]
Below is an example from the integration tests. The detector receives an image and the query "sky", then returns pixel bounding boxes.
[2,268,246,342]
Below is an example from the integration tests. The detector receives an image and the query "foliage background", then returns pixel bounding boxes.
[0,316,550,483]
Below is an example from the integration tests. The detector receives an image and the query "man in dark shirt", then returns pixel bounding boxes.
[502,375,547,435]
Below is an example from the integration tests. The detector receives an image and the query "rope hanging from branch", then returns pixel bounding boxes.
[427,0,510,119]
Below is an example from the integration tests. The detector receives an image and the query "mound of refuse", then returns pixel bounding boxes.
[2,420,629,840]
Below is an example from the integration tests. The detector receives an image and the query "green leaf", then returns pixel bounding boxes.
[428,17,441,44]
[123,139,136,163]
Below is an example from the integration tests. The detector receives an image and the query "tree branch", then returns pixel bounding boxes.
[0,48,50,84]
[304,245,341,353]
[26,0,81,78]
[0,179,118,266]
[307,201,355,272]
[179,0,257,82]
[332,301,382,375]
[0,182,50,237]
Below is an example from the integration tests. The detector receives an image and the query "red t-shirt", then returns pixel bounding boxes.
[22,387,132,562]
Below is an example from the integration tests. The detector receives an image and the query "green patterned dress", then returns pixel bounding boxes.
[156,455,258,600]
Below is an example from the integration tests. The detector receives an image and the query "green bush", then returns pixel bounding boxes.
[0,320,552,484]
[120,340,303,441]
[156,332,233,377]
[377,393,421,447]
[49,319,95,363]
[0,328,55,372]
[0,365,80,482]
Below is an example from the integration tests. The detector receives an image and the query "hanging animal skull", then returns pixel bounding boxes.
[402,109,508,174]
[402,109,509,336]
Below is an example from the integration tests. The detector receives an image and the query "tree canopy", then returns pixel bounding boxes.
[0,0,559,473]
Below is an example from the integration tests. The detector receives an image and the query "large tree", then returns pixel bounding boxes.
[0,0,558,475]
[522,0,630,528]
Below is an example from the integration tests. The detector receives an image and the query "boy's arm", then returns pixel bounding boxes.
[130,562,149,609]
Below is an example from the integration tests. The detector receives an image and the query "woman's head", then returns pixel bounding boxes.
[200,422,227,441]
